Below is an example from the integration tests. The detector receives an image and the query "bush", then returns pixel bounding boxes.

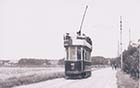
[122,46,139,79]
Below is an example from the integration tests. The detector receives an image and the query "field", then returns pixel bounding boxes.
[0,67,64,88]
[0,65,107,88]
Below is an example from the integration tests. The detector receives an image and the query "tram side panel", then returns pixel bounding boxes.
[83,61,91,76]
[82,47,92,77]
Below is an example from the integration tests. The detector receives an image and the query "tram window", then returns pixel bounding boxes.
[87,51,90,60]
[84,49,90,61]
[87,50,91,61]
[70,47,76,60]
[82,49,85,60]
[82,48,84,60]
[65,48,69,60]
[85,50,87,60]
[77,47,81,60]
[89,52,91,61]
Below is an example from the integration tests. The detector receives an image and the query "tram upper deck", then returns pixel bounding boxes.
[64,33,92,51]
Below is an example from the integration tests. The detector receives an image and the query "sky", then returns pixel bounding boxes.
[0,0,140,60]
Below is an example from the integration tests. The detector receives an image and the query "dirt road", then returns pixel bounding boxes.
[14,67,117,88]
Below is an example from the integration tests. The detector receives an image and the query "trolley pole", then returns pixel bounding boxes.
[120,16,123,70]
[77,5,88,35]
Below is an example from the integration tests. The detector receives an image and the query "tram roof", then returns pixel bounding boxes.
[64,32,92,50]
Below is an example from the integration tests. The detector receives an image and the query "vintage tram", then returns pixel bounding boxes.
[63,32,92,78]
[63,5,92,79]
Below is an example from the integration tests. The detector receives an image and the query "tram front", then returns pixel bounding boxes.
[63,33,92,79]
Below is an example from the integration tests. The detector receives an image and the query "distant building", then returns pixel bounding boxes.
[0,60,10,66]
[48,60,59,66]
[129,39,140,47]
[8,60,18,66]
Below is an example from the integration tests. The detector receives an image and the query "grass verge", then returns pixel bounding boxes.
[0,72,64,88]
[116,70,139,88]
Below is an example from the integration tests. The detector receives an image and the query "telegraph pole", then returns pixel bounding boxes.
[120,16,123,69]
[138,39,140,72]
[129,28,131,45]
[117,40,120,57]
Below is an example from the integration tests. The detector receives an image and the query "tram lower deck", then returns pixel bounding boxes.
[65,60,91,79]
